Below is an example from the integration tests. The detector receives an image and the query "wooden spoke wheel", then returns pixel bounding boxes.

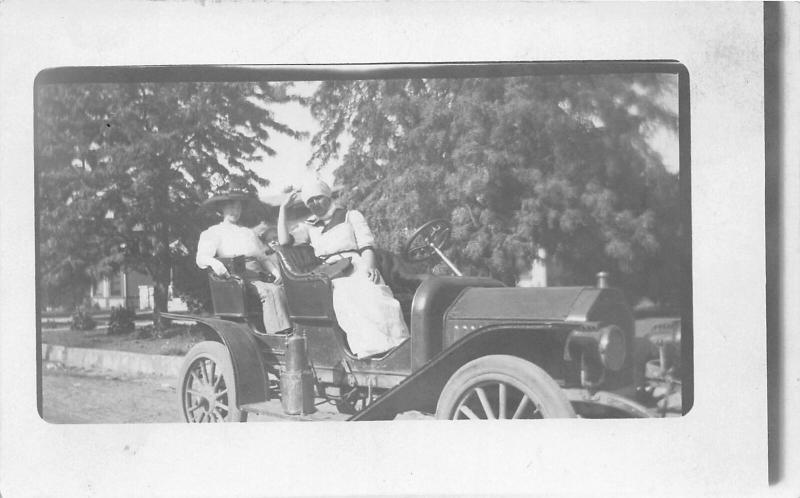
[179,341,247,423]
[436,355,575,420]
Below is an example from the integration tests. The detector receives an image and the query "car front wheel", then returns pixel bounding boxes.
[179,341,247,423]
[436,355,575,420]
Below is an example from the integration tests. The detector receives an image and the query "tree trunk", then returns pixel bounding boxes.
[151,157,172,335]
[152,251,171,333]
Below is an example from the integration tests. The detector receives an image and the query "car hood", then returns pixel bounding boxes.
[445,286,620,324]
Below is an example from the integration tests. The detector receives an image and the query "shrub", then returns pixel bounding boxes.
[107,306,136,335]
[135,325,154,339]
[178,293,210,314]
[160,342,193,356]
[70,309,96,331]
[157,325,188,339]
[188,323,210,340]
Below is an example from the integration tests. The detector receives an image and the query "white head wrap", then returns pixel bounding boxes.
[300,178,333,204]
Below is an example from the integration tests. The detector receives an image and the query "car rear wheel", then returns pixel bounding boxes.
[436,355,575,420]
[179,341,247,423]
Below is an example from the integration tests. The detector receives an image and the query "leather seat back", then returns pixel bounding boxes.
[274,244,337,323]
[209,273,261,319]
[274,244,321,274]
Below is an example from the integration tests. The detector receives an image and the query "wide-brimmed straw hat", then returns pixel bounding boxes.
[201,181,265,216]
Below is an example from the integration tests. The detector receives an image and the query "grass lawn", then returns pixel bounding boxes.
[41,324,203,356]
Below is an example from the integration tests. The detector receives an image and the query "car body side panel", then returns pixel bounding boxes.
[349,324,571,421]
[409,276,504,371]
[298,324,412,376]
[163,313,271,406]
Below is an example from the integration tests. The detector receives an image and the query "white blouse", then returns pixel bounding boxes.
[291,209,375,259]
[196,221,272,270]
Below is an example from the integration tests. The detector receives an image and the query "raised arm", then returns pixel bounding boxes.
[277,191,298,246]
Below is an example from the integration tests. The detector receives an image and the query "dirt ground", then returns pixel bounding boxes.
[41,365,180,424]
[40,364,364,424]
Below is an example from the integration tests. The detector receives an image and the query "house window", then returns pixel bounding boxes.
[109,272,123,297]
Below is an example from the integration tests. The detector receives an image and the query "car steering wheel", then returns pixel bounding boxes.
[402,219,453,263]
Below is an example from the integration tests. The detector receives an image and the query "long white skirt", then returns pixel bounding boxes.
[250,281,292,334]
[330,258,409,358]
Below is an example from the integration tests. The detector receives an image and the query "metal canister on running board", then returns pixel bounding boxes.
[280,334,315,415]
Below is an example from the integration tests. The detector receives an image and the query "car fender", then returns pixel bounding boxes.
[349,324,569,421]
[166,313,270,406]
[409,276,505,369]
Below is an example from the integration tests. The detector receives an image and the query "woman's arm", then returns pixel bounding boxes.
[360,247,381,283]
[196,229,229,277]
[277,191,297,245]
[347,210,380,283]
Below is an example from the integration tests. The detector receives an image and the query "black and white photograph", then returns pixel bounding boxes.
[1,2,792,497]
[35,65,687,424]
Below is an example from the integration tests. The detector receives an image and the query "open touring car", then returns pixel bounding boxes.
[165,219,682,422]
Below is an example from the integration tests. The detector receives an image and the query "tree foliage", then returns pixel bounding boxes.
[308,74,681,304]
[36,81,302,319]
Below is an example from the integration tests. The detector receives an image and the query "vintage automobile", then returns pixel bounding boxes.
[166,219,681,422]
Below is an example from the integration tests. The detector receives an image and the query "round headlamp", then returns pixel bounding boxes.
[597,325,626,371]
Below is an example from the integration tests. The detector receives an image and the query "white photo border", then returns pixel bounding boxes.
[1,2,768,497]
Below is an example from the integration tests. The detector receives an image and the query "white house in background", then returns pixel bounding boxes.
[90,270,187,311]
[517,247,548,288]
[90,269,148,309]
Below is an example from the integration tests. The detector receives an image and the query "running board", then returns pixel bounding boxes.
[240,401,350,421]
[240,401,317,420]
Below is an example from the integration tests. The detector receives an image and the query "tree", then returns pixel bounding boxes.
[36,81,302,326]
[308,74,681,305]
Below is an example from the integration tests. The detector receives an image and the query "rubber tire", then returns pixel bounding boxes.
[179,341,247,422]
[436,355,576,419]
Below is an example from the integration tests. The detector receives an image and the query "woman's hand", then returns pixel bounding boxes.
[280,189,299,209]
[209,259,229,277]
[263,256,282,285]
[361,248,380,283]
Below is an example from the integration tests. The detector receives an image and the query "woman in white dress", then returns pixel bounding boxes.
[276,179,409,358]
[196,184,291,334]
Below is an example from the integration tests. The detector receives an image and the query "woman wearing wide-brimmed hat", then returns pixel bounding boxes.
[276,178,408,357]
[196,181,291,334]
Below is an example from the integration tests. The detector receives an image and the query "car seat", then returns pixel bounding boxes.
[207,257,265,331]
[273,244,338,324]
